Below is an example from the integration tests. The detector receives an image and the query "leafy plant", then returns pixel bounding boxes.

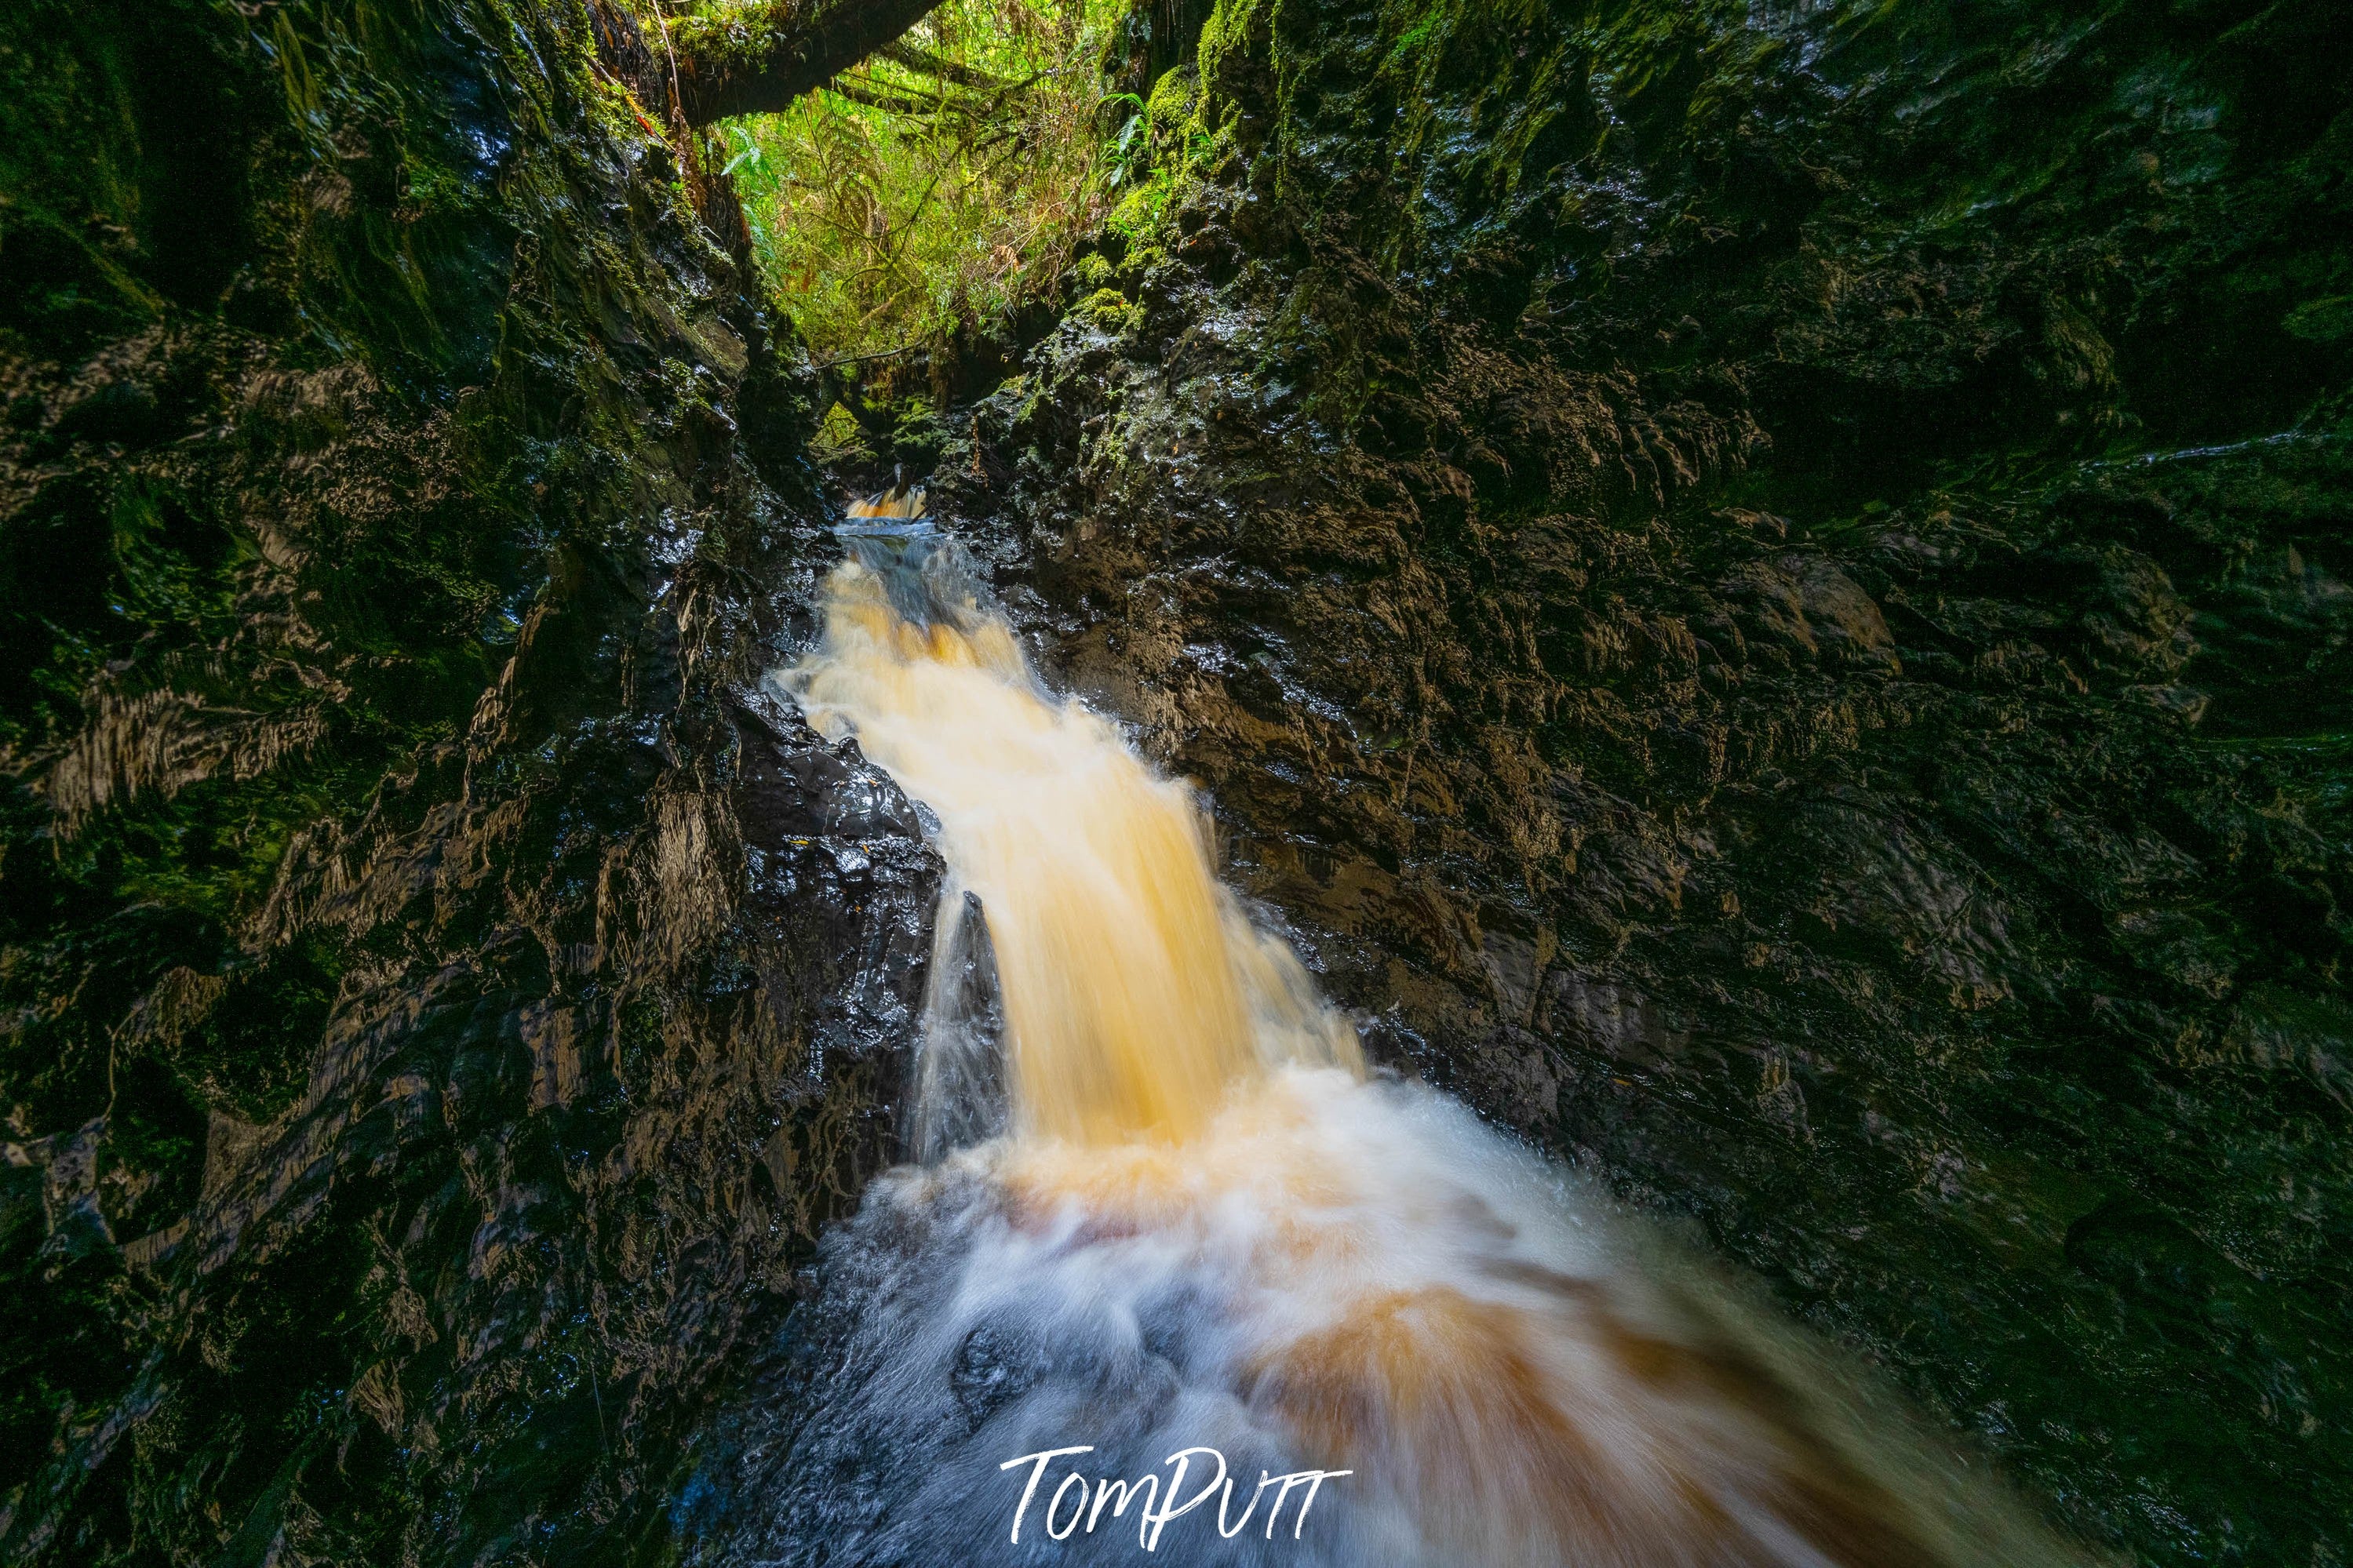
[717,0,1140,369]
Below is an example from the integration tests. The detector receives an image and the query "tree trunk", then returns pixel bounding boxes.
[668,0,947,126]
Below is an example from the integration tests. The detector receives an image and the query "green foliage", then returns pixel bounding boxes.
[1102,64,1208,244]
[719,0,1135,366]
[811,398,876,461]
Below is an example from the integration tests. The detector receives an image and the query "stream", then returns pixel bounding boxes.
[6,2,2349,1563]
[683,508,2081,1566]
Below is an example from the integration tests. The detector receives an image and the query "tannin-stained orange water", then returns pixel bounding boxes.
[790,555,1357,1147]
[757,536,2086,1567]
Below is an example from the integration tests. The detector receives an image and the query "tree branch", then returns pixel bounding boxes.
[668,0,949,127]
[878,39,1013,93]
[827,75,941,117]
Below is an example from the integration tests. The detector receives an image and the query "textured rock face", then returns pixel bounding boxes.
[0,2,933,1561]
[927,2,2352,1562]
[6,0,2349,1563]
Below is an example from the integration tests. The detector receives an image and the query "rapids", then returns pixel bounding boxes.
[690,508,2085,1567]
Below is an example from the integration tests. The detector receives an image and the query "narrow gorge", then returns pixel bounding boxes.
[2,2,2347,1565]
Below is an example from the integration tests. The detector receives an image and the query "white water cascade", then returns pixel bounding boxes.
[695,505,2082,1568]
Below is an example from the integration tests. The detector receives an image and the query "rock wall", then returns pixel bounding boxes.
[8,0,2349,1562]
[932,1,2353,1561]
[0,2,930,1561]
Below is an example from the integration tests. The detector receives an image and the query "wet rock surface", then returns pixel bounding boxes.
[5,0,2350,1563]
[925,2,2353,1562]
[2,1,934,1561]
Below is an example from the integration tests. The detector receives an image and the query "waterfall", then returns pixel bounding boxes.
[698,513,2080,1567]
[791,518,1357,1149]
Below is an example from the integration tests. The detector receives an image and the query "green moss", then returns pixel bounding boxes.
[2286,295,2353,343]
[1075,285,1138,333]
[1145,61,1197,135]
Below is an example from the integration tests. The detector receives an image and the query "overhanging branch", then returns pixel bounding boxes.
[879,38,1012,93]
[828,75,941,117]
[668,0,949,126]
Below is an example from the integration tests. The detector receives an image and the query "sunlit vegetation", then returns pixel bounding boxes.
[715,0,1139,369]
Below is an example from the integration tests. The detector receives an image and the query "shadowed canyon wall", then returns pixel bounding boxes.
[926,2,2353,1562]
[3,0,2349,1564]
[1,2,934,1560]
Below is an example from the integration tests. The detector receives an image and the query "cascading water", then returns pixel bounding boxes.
[687,503,2085,1567]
